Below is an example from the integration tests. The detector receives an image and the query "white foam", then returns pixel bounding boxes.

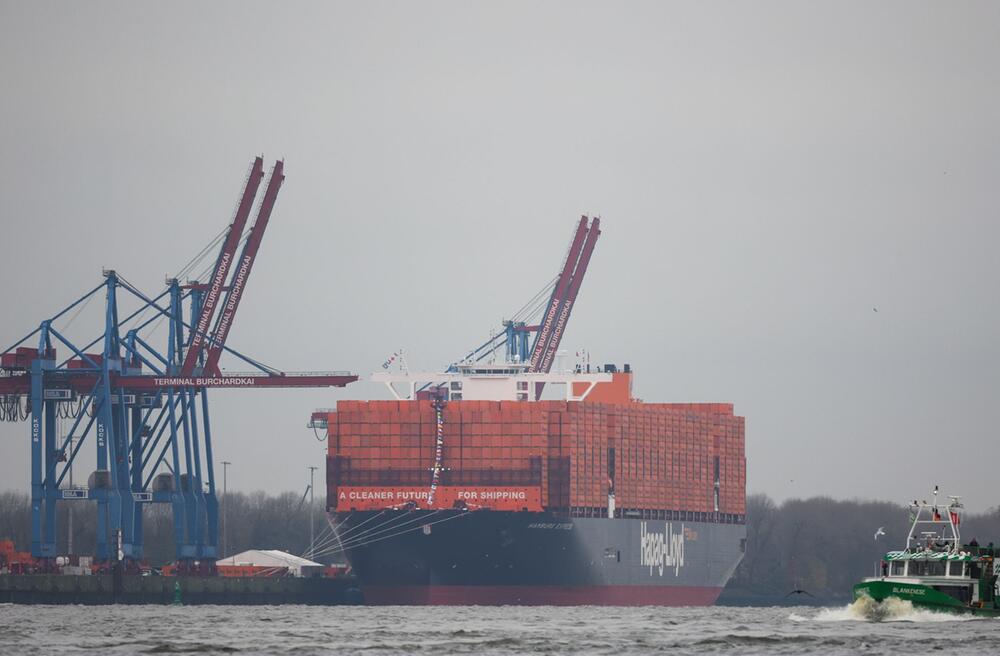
[793,597,980,623]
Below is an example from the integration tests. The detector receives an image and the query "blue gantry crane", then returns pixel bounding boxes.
[0,157,357,573]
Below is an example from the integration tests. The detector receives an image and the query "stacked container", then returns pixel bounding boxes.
[325,394,745,520]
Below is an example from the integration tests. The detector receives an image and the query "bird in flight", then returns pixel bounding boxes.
[786,589,814,598]
[874,526,886,541]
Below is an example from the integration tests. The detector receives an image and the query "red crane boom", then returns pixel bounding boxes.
[201,160,285,376]
[528,216,600,374]
[0,372,356,395]
[537,217,600,375]
[528,217,589,372]
[181,157,264,376]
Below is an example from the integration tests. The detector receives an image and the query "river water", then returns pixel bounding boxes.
[2,599,998,655]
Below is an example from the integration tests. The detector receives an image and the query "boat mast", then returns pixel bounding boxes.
[905,486,963,552]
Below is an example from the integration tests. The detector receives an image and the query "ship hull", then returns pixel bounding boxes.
[336,509,745,606]
[853,579,1000,617]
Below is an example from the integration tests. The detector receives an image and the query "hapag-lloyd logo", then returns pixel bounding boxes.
[640,522,685,577]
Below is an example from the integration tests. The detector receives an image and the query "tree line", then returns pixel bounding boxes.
[2,490,999,600]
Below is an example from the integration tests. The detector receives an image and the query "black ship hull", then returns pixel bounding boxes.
[335,509,745,605]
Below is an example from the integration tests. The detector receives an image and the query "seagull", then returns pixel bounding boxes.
[785,589,814,598]
[874,527,886,541]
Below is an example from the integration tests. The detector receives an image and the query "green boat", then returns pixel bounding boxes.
[853,488,1000,617]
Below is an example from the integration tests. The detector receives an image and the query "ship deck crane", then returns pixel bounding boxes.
[0,158,357,573]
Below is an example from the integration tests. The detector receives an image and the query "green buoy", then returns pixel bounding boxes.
[173,580,182,605]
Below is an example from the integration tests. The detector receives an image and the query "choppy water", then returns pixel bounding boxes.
[2,599,999,655]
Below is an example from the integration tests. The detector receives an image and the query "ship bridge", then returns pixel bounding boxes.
[370,364,620,403]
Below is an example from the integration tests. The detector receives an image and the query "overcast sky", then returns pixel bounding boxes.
[1,1,997,510]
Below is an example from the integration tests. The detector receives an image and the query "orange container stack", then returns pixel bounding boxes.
[324,386,746,521]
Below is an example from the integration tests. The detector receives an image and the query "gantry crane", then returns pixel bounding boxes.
[0,157,357,573]
[444,217,601,393]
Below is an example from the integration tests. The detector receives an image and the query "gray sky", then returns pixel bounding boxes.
[1,1,998,509]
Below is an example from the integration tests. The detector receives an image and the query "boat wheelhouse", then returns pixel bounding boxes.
[853,487,1000,616]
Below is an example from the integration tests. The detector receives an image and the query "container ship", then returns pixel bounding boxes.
[314,361,746,605]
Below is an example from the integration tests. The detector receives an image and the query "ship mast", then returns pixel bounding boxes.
[905,486,963,553]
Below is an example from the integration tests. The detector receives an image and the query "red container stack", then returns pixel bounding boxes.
[325,395,745,520]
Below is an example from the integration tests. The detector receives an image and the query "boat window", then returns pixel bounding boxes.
[891,561,905,576]
[908,560,947,576]
[948,562,965,577]
[932,585,972,604]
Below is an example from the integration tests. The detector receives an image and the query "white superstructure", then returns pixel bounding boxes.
[370,361,612,402]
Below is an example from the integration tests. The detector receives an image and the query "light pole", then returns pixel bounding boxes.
[221,461,231,558]
[307,466,317,560]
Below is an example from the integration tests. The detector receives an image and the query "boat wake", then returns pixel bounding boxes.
[791,596,979,623]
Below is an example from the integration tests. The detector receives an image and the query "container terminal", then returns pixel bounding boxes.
[0,158,358,604]
[1,161,745,606]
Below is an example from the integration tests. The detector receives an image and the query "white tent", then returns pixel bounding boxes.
[217,549,324,577]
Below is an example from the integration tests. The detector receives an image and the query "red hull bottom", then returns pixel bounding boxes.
[362,585,723,606]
